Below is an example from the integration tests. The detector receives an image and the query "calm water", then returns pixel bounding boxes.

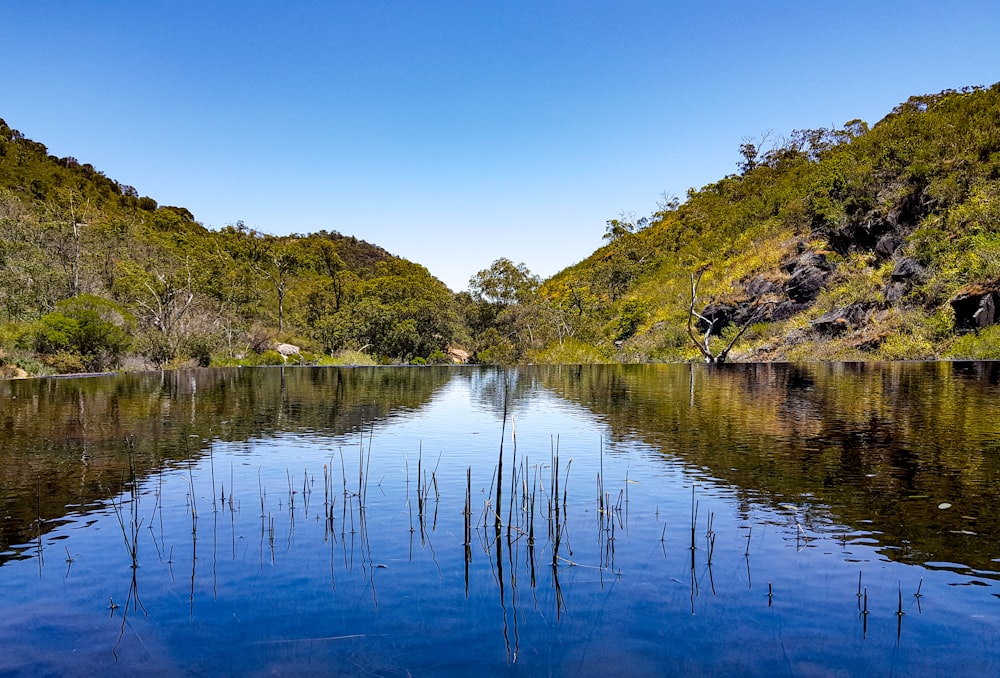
[1,363,999,676]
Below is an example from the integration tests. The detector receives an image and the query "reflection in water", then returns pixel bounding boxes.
[1,364,1000,675]
[539,362,1000,578]
[0,367,454,559]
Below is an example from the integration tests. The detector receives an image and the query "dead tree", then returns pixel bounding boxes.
[687,268,775,364]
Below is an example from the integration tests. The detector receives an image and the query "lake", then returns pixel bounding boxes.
[1,363,999,676]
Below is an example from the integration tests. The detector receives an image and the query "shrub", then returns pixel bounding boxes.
[324,350,378,366]
[179,333,218,367]
[34,295,133,372]
[427,349,450,364]
[946,326,1000,359]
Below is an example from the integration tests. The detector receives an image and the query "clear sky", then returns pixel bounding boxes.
[2,1,998,291]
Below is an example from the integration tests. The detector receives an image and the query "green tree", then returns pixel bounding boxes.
[468,258,540,309]
[246,233,308,332]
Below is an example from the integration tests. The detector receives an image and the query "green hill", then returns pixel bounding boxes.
[3,83,1000,375]
[512,84,1000,363]
[0,118,466,375]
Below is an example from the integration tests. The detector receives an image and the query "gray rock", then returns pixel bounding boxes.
[275,343,300,357]
[951,288,1000,332]
[890,258,927,282]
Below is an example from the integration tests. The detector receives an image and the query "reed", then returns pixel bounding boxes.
[185,440,198,521]
[302,468,311,517]
[690,485,698,552]
[862,586,870,637]
[464,466,472,546]
[258,468,265,518]
[598,438,605,513]
[209,441,217,514]
[562,458,572,516]
[405,451,414,534]
[417,445,424,523]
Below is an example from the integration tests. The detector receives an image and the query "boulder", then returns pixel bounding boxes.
[781,250,831,304]
[275,343,301,360]
[810,303,873,336]
[885,257,928,303]
[745,275,782,297]
[769,300,812,322]
[875,233,904,260]
[780,250,830,274]
[951,285,1000,333]
[785,264,827,303]
[890,257,928,282]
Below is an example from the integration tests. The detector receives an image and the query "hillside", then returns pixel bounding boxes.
[3,83,1000,375]
[513,84,1000,363]
[0,118,467,375]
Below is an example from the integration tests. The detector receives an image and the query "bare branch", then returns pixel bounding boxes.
[687,265,777,364]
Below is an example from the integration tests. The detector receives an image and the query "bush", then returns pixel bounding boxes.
[40,350,87,374]
[530,338,609,364]
[34,295,133,372]
[946,326,1000,359]
[427,349,450,364]
[179,333,218,367]
[324,350,378,366]
[135,331,175,368]
[876,331,936,361]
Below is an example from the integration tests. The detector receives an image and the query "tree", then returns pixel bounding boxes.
[603,213,649,242]
[113,254,198,365]
[686,267,775,364]
[246,233,307,333]
[43,189,95,298]
[468,258,540,308]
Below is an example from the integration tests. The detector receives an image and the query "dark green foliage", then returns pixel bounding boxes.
[33,295,132,371]
[0,118,469,372]
[5,83,1000,371]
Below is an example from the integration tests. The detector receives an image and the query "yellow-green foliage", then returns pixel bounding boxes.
[946,326,1000,360]
[530,338,611,364]
[816,253,888,310]
[535,84,1000,363]
[323,350,379,366]
[876,331,937,361]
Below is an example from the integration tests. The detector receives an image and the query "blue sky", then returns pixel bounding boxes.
[3,1,999,291]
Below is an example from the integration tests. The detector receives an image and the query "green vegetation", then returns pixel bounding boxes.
[3,83,999,374]
[0,119,467,373]
[488,84,1000,363]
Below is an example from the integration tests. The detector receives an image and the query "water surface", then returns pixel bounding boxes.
[1,364,998,676]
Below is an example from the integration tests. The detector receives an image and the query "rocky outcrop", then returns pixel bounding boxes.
[447,346,470,363]
[781,250,831,304]
[951,284,1000,333]
[823,188,928,258]
[884,257,928,303]
[275,343,301,362]
[697,249,832,337]
[810,303,875,336]
[0,364,29,379]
